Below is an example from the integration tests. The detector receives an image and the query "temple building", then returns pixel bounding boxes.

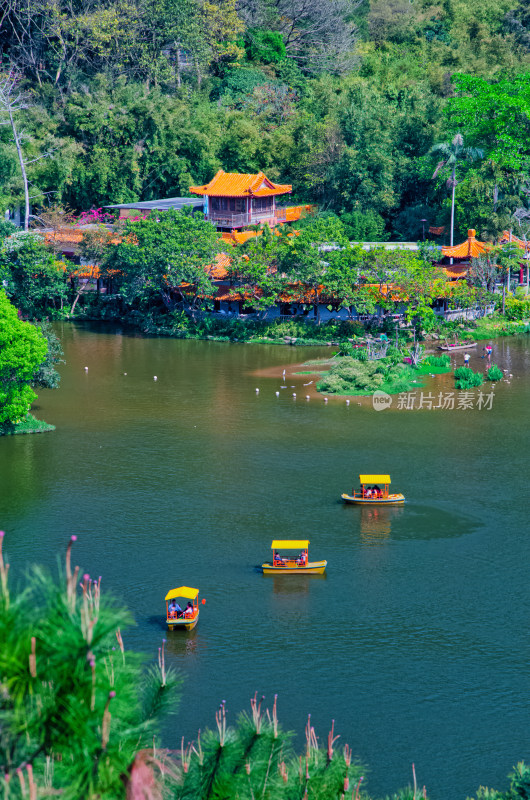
[189,170,293,230]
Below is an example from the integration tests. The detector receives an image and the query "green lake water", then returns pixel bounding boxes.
[1,323,529,799]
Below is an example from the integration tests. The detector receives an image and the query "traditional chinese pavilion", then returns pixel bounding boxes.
[440,228,529,280]
[441,229,490,260]
[189,170,292,230]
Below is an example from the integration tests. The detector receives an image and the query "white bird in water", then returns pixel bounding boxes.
[84,366,88,371]
[306,395,310,400]
[280,386,287,389]
[303,381,313,386]
[255,388,259,393]
[346,399,350,406]
[154,376,158,381]
[275,391,280,396]
[292,393,296,398]
[324,397,328,403]
[124,372,127,375]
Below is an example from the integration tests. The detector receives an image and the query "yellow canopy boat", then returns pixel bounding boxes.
[165,586,201,631]
[341,474,405,505]
[262,540,327,575]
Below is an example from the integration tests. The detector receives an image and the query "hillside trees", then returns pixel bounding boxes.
[0,0,529,240]
[237,0,360,74]
[430,133,483,248]
[444,73,530,239]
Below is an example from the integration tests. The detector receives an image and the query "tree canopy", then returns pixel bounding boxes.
[104,209,223,315]
[0,289,48,428]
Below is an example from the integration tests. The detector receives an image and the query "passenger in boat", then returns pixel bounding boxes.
[168,600,182,619]
[184,602,194,618]
[365,487,372,498]
[273,551,284,566]
[296,551,307,566]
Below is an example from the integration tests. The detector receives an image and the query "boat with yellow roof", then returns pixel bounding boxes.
[262,540,327,575]
[165,586,202,631]
[341,474,405,505]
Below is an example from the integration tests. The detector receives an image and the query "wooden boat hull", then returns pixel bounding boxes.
[341,493,405,505]
[167,613,199,631]
[437,342,477,351]
[262,560,327,575]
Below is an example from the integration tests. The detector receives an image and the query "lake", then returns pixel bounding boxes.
[1,323,529,799]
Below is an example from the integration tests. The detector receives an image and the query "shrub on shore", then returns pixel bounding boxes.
[486,364,503,381]
[454,366,484,389]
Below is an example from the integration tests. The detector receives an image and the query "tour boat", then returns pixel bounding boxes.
[262,540,327,575]
[341,474,405,505]
[165,586,201,631]
[438,341,477,351]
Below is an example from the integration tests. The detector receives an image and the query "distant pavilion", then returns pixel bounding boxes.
[189,170,292,230]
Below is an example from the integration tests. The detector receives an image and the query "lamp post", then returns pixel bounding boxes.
[421,219,427,241]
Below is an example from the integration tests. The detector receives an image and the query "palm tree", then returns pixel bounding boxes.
[430,133,484,253]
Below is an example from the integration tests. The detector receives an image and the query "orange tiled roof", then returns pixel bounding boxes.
[221,230,259,245]
[190,170,291,198]
[208,252,231,279]
[443,265,468,279]
[499,231,529,249]
[43,228,122,248]
[441,229,490,259]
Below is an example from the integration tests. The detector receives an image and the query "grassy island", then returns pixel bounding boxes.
[300,346,452,397]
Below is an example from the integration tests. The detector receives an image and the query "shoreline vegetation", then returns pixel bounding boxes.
[72,308,530,347]
[0,413,55,436]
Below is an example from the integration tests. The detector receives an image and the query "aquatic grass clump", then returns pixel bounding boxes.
[0,413,55,436]
[424,353,451,368]
[486,364,503,381]
[317,357,415,395]
[454,366,483,389]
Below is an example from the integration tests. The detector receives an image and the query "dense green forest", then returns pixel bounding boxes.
[1,0,529,242]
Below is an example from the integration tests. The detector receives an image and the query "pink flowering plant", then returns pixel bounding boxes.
[76,208,115,225]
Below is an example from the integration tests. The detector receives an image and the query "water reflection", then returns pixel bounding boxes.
[359,505,404,544]
[266,573,327,594]
[165,628,205,660]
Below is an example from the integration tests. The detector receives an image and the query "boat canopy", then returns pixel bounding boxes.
[271,540,309,549]
[165,586,199,601]
[359,474,390,484]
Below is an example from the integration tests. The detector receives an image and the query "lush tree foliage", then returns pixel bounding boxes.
[0,0,528,242]
[30,320,64,389]
[0,290,48,428]
[0,233,69,316]
[104,209,222,315]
